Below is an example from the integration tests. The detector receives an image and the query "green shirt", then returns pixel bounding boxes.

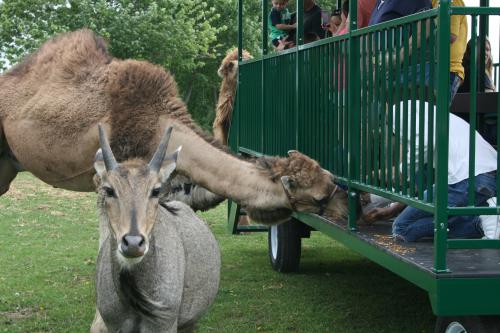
[268,7,292,41]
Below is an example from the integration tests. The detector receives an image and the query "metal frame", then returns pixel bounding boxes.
[232,0,500,317]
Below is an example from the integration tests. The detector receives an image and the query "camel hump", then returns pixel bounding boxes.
[6,29,112,81]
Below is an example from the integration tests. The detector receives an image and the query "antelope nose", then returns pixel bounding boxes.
[121,234,146,258]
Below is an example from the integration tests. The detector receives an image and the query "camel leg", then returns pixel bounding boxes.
[0,154,18,196]
[90,309,108,333]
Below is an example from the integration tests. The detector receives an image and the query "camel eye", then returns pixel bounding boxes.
[151,187,161,198]
[103,186,116,198]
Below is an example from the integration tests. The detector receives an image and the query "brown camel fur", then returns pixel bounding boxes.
[0,29,348,224]
[212,48,252,145]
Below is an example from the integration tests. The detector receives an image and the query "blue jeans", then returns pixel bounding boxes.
[401,63,461,103]
[393,172,496,242]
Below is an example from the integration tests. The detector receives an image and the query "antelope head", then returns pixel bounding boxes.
[94,124,181,267]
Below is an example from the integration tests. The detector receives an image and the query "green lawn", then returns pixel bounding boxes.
[0,173,435,332]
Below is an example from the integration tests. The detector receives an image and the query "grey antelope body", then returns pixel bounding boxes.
[0,29,348,225]
[91,127,220,333]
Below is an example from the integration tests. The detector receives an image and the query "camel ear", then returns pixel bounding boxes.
[281,176,297,192]
[287,150,300,157]
[94,149,106,178]
[159,146,181,183]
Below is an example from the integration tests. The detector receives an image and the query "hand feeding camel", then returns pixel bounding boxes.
[0,29,348,224]
[212,48,252,145]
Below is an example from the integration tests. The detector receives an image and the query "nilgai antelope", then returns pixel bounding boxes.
[91,126,220,333]
[0,29,348,225]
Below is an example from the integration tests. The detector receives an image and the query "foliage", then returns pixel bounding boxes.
[0,174,436,332]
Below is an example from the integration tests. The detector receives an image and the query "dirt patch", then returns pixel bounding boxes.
[0,307,34,320]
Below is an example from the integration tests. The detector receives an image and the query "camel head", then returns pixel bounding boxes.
[94,125,181,267]
[279,150,341,215]
[253,150,347,223]
[217,48,252,82]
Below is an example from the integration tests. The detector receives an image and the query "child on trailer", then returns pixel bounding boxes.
[269,0,296,49]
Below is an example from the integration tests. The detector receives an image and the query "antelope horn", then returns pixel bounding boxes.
[149,126,173,172]
[98,124,117,171]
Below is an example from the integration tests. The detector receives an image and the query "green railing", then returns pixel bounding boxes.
[236,1,500,273]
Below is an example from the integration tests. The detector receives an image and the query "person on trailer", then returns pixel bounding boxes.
[365,100,500,241]
[327,9,342,36]
[303,0,326,39]
[458,37,496,94]
[268,0,296,49]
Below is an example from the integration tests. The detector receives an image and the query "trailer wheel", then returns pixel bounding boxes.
[268,219,302,273]
[435,316,500,333]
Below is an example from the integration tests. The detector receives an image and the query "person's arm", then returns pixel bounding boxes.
[271,10,296,31]
[276,23,297,31]
[363,202,406,223]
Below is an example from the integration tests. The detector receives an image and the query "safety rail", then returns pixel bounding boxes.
[235,2,500,275]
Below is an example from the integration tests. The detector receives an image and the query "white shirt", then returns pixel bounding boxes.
[393,100,497,184]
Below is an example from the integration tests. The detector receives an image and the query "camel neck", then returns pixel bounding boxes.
[164,121,291,211]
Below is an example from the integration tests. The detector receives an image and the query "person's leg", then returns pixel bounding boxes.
[392,191,435,242]
[447,173,496,238]
[393,208,435,241]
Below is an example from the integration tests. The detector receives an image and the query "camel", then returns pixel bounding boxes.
[0,29,347,224]
[92,126,220,333]
[212,48,252,145]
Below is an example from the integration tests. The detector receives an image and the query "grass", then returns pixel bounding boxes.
[0,173,436,333]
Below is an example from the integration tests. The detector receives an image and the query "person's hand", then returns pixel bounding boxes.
[363,206,394,224]
[276,36,294,51]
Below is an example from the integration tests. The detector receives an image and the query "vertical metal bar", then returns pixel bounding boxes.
[262,0,268,55]
[296,0,304,46]
[427,18,436,203]
[410,21,418,198]
[418,18,427,201]
[333,41,339,173]
[343,41,349,175]
[373,32,380,187]
[348,0,360,229]
[361,35,368,183]
[367,33,374,185]
[387,28,394,191]
[402,24,410,195]
[468,16,478,206]
[479,10,487,92]
[394,26,402,194]
[434,0,451,273]
[261,0,267,152]
[295,0,304,149]
[380,30,387,189]
[238,0,243,61]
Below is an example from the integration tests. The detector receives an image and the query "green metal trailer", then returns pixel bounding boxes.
[227,1,500,332]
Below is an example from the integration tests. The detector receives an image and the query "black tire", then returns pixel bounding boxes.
[435,316,500,333]
[267,219,302,273]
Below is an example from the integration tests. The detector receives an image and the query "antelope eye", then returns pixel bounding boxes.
[151,187,161,198]
[103,186,116,198]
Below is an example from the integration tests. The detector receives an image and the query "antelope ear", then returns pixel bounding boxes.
[159,146,181,183]
[94,149,106,178]
[281,176,297,192]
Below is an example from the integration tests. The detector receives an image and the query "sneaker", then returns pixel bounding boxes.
[480,197,500,239]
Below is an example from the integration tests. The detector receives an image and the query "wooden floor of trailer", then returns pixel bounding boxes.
[317,217,500,278]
